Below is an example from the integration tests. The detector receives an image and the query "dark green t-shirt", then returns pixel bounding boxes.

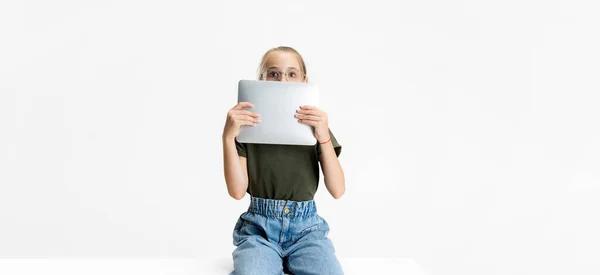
[235,128,342,201]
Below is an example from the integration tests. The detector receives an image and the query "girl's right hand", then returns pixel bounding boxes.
[223,102,260,140]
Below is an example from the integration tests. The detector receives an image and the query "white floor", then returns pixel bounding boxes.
[0,258,429,275]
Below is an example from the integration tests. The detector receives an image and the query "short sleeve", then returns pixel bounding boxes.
[234,137,247,158]
[317,128,342,157]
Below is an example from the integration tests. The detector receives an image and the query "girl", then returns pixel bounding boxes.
[222,46,345,275]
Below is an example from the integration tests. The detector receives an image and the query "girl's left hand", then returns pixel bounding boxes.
[295,105,330,143]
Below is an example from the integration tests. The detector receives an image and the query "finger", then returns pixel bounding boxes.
[297,108,320,115]
[234,102,254,109]
[241,120,256,126]
[299,105,317,110]
[236,118,256,126]
[295,114,322,121]
[298,119,318,127]
[236,115,260,123]
[233,109,260,117]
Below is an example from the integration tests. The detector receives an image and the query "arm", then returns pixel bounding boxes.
[296,105,345,199]
[222,102,259,200]
[319,135,346,199]
[222,136,248,200]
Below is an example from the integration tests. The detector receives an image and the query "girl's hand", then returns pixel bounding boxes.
[223,102,260,140]
[295,105,330,143]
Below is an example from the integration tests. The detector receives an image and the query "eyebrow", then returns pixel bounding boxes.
[267,66,300,70]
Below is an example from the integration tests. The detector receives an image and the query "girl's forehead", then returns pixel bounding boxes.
[264,51,301,68]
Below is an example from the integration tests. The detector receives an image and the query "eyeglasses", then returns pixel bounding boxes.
[260,68,306,82]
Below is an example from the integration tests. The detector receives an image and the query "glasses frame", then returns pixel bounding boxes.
[260,68,306,82]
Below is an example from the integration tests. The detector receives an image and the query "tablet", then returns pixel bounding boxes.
[236,79,319,145]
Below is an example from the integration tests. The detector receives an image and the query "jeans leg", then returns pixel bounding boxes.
[231,211,285,275]
[285,237,344,275]
[231,236,285,275]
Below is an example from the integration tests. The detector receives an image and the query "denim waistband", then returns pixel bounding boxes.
[248,196,317,218]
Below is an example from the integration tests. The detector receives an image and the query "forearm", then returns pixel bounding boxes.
[319,141,345,199]
[222,136,248,199]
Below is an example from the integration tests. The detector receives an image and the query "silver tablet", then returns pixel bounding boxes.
[236,80,319,145]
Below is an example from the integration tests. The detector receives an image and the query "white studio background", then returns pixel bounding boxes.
[1,1,599,274]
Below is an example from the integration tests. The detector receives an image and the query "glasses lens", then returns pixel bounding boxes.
[264,69,281,81]
[286,69,304,82]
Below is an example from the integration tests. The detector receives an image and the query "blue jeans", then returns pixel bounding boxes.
[230,196,344,275]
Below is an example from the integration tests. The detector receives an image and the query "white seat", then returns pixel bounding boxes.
[0,258,429,274]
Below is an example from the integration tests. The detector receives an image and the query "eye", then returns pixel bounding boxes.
[289,72,297,78]
[268,71,280,78]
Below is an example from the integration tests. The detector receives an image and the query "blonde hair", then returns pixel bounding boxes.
[257,46,307,80]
